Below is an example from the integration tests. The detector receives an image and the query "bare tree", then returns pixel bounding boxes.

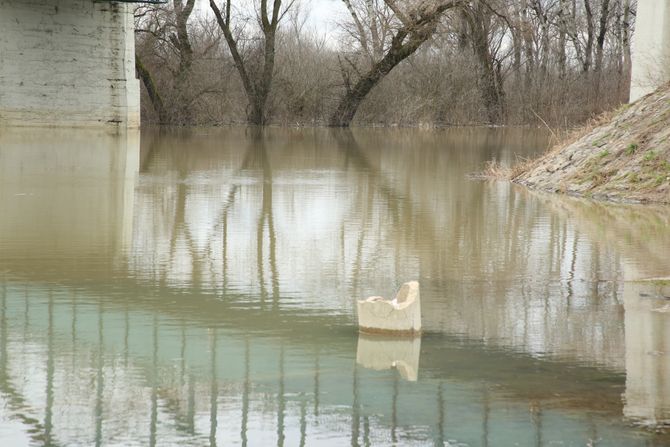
[583,0,595,72]
[135,0,200,123]
[619,0,634,99]
[132,0,636,127]
[210,0,295,125]
[557,0,569,79]
[173,0,197,88]
[594,0,611,73]
[329,0,466,127]
[462,0,507,124]
[272,10,338,124]
[135,54,167,123]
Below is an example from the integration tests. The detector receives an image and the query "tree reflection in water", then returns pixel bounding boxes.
[0,128,669,445]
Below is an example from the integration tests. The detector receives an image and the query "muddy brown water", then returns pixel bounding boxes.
[1,127,669,446]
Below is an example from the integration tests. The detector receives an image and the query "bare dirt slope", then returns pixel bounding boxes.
[514,83,670,204]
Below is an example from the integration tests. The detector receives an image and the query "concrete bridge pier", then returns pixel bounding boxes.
[630,0,670,101]
[0,0,140,127]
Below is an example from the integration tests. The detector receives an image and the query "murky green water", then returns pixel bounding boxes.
[1,127,670,446]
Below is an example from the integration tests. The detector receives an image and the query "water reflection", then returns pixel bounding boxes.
[0,127,670,445]
[624,280,670,427]
[3,281,669,446]
[0,127,139,278]
[356,334,421,381]
[532,192,670,280]
[131,128,636,369]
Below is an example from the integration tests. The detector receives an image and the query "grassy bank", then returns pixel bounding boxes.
[508,83,670,205]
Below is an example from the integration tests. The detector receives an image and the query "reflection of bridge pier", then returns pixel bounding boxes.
[0,128,139,279]
[531,193,670,427]
[624,280,670,426]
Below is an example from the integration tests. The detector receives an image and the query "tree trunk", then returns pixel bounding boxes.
[329,29,432,127]
[467,2,505,124]
[475,46,505,124]
[583,0,595,72]
[593,0,611,102]
[594,0,611,74]
[174,0,195,81]
[249,97,267,126]
[567,0,585,68]
[136,55,167,123]
[509,2,523,98]
[173,0,196,122]
[521,0,534,91]
[531,0,550,77]
[210,0,282,126]
[621,0,633,101]
[330,0,461,127]
[557,0,568,79]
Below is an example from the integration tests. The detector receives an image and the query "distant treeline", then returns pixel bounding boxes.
[134,0,635,128]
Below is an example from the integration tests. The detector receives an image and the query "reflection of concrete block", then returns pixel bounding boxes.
[356,334,421,381]
[357,281,421,334]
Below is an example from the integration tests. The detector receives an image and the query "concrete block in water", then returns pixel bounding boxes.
[357,281,421,334]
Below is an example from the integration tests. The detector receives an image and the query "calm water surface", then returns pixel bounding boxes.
[1,127,669,446]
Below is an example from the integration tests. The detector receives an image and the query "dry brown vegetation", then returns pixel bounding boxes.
[476,106,623,180]
[474,157,535,180]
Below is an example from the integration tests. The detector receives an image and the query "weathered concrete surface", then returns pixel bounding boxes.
[630,0,670,101]
[624,279,670,427]
[357,281,421,334]
[356,334,421,381]
[0,0,140,127]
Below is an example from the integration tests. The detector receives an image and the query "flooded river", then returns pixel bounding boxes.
[0,127,669,446]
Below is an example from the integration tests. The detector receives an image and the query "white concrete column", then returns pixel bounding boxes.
[630,0,670,101]
[0,0,140,127]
